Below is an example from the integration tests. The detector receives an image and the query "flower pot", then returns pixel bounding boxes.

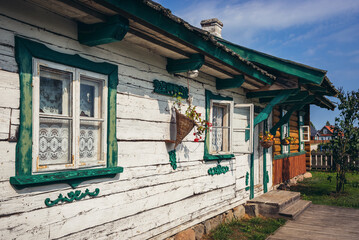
[174,109,197,148]
[260,140,274,148]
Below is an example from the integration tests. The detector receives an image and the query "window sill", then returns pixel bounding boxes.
[204,153,235,161]
[274,151,306,160]
[10,166,123,189]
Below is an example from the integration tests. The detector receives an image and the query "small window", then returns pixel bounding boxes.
[33,59,108,173]
[281,110,289,154]
[210,100,232,154]
[300,126,310,142]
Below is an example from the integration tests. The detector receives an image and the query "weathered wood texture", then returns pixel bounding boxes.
[268,204,359,240]
[0,1,270,239]
[272,106,300,156]
[272,154,306,185]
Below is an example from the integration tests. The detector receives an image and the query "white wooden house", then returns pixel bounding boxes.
[0,0,337,239]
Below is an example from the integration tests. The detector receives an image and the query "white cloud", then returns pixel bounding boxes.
[175,0,359,42]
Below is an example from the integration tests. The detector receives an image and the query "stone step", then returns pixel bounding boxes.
[279,200,312,220]
[247,190,301,211]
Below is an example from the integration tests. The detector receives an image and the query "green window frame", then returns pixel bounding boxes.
[204,90,234,161]
[10,37,123,189]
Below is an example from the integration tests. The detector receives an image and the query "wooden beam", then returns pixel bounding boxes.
[78,15,129,46]
[216,75,244,90]
[259,91,309,103]
[246,88,299,99]
[58,0,108,22]
[128,28,190,57]
[270,95,315,135]
[166,54,204,74]
[253,89,296,127]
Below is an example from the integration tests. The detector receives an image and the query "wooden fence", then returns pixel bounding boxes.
[311,151,359,170]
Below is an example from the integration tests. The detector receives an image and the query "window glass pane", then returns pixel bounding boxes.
[80,76,102,118]
[212,105,224,127]
[40,66,71,115]
[212,127,223,152]
[80,84,95,117]
[39,118,72,165]
[79,121,103,165]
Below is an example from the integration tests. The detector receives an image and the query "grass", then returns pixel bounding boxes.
[290,171,359,208]
[202,216,286,240]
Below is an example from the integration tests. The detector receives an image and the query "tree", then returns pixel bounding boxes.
[326,89,359,193]
[326,120,331,126]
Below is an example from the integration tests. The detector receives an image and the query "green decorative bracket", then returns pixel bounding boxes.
[270,95,315,135]
[216,75,245,90]
[208,164,229,175]
[265,171,270,184]
[245,172,249,186]
[253,89,297,127]
[166,54,204,74]
[44,188,100,207]
[78,15,129,46]
[153,80,189,99]
[168,150,177,170]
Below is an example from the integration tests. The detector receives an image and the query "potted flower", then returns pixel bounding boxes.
[172,94,211,148]
[259,131,274,148]
[281,134,296,145]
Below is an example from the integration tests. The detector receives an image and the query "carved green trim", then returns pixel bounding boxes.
[78,15,129,46]
[208,164,229,175]
[270,96,315,135]
[13,37,121,188]
[253,89,297,127]
[250,153,254,199]
[45,188,100,207]
[153,80,188,99]
[10,167,123,189]
[166,54,204,74]
[204,90,234,161]
[168,150,177,170]
[245,186,250,191]
[246,172,249,186]
[216,75,244,90]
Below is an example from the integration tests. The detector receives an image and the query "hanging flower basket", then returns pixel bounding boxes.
[260,140,274,148]
[281,139,291,145]
[174,109,197,148]
[259,131,274,148]
[281,135,296,146]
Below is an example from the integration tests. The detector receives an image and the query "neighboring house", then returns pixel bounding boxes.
[0,0,338,239]
[315,125,335,140]
[310,125,317,140]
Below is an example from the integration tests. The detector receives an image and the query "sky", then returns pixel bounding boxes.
[154,0,359,130]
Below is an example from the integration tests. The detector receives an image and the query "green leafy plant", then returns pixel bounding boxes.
[323,89,359,193]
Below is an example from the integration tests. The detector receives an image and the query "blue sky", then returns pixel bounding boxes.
[154,0,359,130]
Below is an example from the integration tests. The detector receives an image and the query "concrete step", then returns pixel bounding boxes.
[279,200,312,220]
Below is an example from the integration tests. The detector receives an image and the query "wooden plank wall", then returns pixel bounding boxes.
[304,105,312,169]
[272,106,307,185]
[272,154,307,185]
[272,106,300,157]
[0,1,270,239]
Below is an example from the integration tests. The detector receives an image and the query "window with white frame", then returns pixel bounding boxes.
[281,110,289,154]
[32,59,108,173]
[210,100,232,154]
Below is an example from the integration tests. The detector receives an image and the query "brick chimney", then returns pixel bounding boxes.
[200,18,223,38]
